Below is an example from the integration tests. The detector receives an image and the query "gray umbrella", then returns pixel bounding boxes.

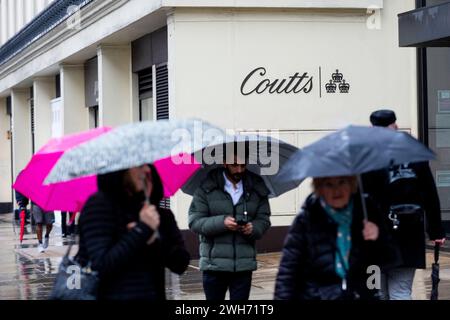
[181,134,299,197]
[45,119,226,184]
[274,125,436,218]
[276,125,435,182]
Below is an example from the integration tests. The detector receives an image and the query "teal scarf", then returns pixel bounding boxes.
[321,198,353,279]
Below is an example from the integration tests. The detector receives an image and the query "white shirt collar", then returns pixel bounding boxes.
[223,172,244,205]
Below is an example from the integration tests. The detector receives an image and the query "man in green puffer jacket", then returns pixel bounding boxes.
[188,152,271,300]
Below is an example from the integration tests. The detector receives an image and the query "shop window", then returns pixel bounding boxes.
[138,68,153,121]
[137,64,170,208]
[426,48,450,219]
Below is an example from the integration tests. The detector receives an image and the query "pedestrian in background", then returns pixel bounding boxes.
[61,212,76,238]
[362,109,446,300]
[31,202,55,253]
[15,190,30,224]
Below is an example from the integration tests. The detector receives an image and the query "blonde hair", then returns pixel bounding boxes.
[312,176,358,195]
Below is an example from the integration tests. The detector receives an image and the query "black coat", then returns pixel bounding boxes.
[362,162,446,268]
[77,191,190,300]
[15,191,29,208]
[274,193,396,300]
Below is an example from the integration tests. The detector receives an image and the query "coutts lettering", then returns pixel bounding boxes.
[240,67,314,95]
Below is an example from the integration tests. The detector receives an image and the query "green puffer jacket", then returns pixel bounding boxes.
[188,168,271,272]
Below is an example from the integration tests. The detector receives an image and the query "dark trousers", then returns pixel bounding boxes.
[61,212,76,235]
[202,271,253,300]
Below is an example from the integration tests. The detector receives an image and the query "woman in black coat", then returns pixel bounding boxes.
[76,164,190,300]
[274,176,395,300]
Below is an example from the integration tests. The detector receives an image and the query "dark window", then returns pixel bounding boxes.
[6,96,11,115]
[89,106,99,129]
[30,87,35,154]
[138,68,153,122]
[85,57,99,108]
[55,74,61,98]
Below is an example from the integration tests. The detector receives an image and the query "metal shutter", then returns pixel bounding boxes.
[138,69,153,98]
[156,64,170,209]
[156,64,169,120]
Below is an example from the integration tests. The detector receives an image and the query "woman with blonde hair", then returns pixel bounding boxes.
[274,175,392,300]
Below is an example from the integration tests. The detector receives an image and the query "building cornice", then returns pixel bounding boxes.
[161,0,383,10]
[0,0,128,85]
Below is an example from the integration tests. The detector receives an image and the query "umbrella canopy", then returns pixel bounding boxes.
[181,134,299,197]
[274,125,436,220]
[45,119,225,185]
[13,127,111,212]
[153,154,201,197]
[275,125,435,185]
[431,243,440,300]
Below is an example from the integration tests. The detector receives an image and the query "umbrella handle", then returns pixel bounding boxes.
[357,175,368,221]
[435,243,440,264]
[141,175,159,239]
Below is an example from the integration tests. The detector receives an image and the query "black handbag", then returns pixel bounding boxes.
[49,244,99,300]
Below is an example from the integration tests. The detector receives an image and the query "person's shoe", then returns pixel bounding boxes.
[62,233,67,238]
[43,237,49,249]
[37,244,45,253]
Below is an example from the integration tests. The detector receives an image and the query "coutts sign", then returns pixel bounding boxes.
[240,67,350,96]
[240,67,313,95]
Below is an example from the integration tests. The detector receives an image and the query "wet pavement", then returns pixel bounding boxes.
[1,212,450,300]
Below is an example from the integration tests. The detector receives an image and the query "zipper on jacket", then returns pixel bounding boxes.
[233,204,237,272]
[223,190,238,273]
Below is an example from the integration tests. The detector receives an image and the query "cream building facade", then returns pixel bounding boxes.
[0,0,432,252]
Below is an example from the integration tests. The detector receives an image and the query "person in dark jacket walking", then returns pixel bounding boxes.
[61,212,76,238]
[15,190,30,223]
[362,109,446,300]
[77,164,190,300]
[188,149,271,300]
[275,176,390,300]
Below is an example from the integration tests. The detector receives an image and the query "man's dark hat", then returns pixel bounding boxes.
[370,109,397,127]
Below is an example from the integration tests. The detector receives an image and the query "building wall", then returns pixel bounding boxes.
[168,1,417,229]
[0,0,54,46]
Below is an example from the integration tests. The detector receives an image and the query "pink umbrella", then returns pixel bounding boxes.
[154,153,201,197]
[13,127,112,213]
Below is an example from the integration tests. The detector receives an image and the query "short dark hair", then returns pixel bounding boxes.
[97,164,164,207]
[370,109,397,127]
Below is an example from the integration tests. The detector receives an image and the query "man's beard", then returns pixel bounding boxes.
[226,168,243,183]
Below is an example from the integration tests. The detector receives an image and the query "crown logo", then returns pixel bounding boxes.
[339,80,350,93]
[325,69,350,94]
[325,80,337,93]
[332,69,343,83]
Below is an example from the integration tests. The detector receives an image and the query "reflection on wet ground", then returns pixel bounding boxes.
[1,212,449,300]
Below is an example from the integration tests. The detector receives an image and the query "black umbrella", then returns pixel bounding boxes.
[275,125,436,220]
[430,243,440,300]
[181,134,299,197]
